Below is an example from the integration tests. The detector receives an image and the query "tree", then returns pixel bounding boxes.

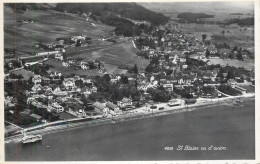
[227,70,235,79]
[233,46,238,52]
[133,64,138,74]
[121,75,128,84]
[102,74,111,82]
[205,49,210,58]
[202,34,207,42]
[237,51,243,60]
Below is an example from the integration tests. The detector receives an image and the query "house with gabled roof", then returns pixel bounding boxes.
[63,78,76,90]
[45,90,53,99]
[93,102,108,113]
[32,75,42,84]
[179,54,186,63]
[117,96,133,108]
[42,77,50,84]
[106,101,120,111]
[32,84,42,93]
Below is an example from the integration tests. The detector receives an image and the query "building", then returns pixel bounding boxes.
[30,114,42,122]
[32,75,42,84]
[93,102,108,112]
[117,97,133,108]
[55,53,63,61]
[163,83,173,92]
[42,77,50,84]
[31,84,42,93]
[45,90,53,99]
[106,101,120,111]
[63,78,76,90]
[227,79,237,88]
[51,102,64,113]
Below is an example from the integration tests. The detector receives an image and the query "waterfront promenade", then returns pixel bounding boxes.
[5,93,255,143]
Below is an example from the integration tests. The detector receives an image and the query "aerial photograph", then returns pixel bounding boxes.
[4,1,255,161]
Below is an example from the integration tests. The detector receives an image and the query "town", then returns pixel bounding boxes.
[4,2,256,162]
[4,21,255,135]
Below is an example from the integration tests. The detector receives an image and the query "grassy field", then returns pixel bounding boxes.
[179,23,254,49]
[238,85,255,93]
[91,42,149,72]
[4,6,114,55]
[45,59,102,76]
[12,69,35,80]
[64,41,150,73]
[208,58,254,70]
[44,41,149,76]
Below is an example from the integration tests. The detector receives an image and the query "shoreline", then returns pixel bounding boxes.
[5,93,254,144]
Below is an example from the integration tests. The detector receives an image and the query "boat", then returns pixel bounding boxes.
[22,134,42,144]
[167,99,182,107]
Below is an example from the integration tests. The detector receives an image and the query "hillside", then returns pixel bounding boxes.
[4,4,114,54]
[55,3,169,25]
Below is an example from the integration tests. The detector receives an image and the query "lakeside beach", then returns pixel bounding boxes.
[5,96,255,161]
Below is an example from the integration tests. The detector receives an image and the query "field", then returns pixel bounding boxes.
[4,6,114,54]
[208,58,254,70]
[151,2,254,50]
[63,41,150,74]
[12,69,35,80]
[179,23,254,49]
[238,85,255,93]
[45,41,150,76]
[95,42,149,71]
[45,59,103,76]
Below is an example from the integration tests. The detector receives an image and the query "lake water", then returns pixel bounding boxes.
[5,100,255,161]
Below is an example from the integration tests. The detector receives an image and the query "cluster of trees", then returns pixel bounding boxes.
[135,37,156,50]
[25,64,50,76]
[215,42,230,49]
[55,3,169,36]
[8,73,23,79]
[173,88,194,99]
[4,60,22,71]
[177,12,214,23]
[224,17,254,26]
[101,16,152,37]
[201,86,215,95]
[218,85,241,96]
[6,3,52,11]
[5,111,35,126]
[55,37,75,45]
[30,105,60,122]
[128,64,139,74]
[136,51,149,59]
[145,57,160,73]
[5,81,33,110]
[88,74,140,103]
[217,66,251,81]
[55,3,169,25]
[186,58,206,67]
[147,86,171,102]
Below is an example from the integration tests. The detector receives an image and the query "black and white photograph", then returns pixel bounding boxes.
[2,1,258,162]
